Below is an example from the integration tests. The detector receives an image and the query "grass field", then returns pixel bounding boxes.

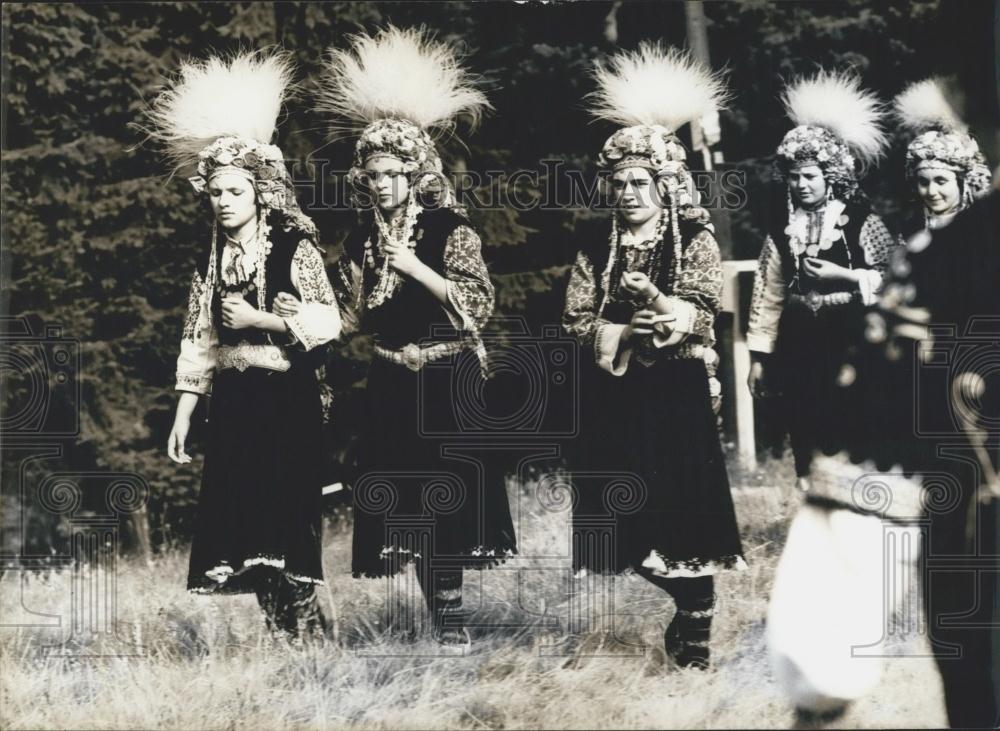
[0,457,948,730]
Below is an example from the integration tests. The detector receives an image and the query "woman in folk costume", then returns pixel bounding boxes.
[310,26,516,647]
[747,72,896,490]
[894,78,993,238]
[562,44,747,670]
[151,51,341,638]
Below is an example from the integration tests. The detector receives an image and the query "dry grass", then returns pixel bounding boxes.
[0,459,947,730]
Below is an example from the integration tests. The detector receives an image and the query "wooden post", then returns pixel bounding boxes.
[721,260,758,469]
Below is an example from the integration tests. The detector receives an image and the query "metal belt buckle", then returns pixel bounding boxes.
[402,343,423,372]
[805,291,823,314]
[230,350,250,372]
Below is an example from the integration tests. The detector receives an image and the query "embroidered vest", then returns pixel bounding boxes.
[772,200,869,297]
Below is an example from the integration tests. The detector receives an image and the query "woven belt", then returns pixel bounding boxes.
[217,343,291,373]
[373,341,468,372]
[788,290,858,313]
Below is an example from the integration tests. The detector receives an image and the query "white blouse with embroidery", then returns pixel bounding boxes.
[176,239,341,395]
[746,211,895,354]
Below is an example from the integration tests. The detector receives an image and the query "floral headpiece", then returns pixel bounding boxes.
[316,25,490,209]
[598,124,689,174]
[894,79,993,203]
[191,136,297,211]
[775,125,857,198]
[345,118,447,205]
[775,71,887,200]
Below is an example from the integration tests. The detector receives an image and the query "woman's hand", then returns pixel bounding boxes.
[221,294,260,330]
[620,271,658,301]
[272,292,301,318]
[626,308,657,338]
[383,241,423,278]
[624,309,675,342]
[167,419,191,464]
[748,359,774,398]
[167,392,198,464]
[802,257,856,283]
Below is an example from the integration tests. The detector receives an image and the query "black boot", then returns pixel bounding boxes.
[419,568,470,648]
[256,571,328,642]
[650,575,715,670]
[664,603,713,669]
[286,580,329,643]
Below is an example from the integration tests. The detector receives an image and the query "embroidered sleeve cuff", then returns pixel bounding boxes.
[283,302,342,352]
[651,297,700,347]
[666,297,697,333]
[747,332,777,354]
[594,322,632,375]
[176,373,212,395]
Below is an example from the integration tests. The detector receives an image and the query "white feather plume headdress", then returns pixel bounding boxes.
[316,25,490,141]
[143,49,295,175]
[893,78,990,200]
[588,43,729,133]
[775,71,887,198]
[141,48,315,234]
[781,70,888,168]
[315,25,491,211]
[586,43,728,175]
[894,78,967,135]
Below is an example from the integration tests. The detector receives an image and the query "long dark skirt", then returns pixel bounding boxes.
[187,365,325,593]
[571,354,746,577]
[351,350,517,578]
[773,301,864,477]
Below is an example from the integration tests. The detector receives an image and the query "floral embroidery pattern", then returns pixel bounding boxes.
[444,225,494,333]
[673,229,722,342]
[292,240,336,305]
[563,227,722,351]
[859,214,895,271]
[563,250,602,347]
[182,269,206,342]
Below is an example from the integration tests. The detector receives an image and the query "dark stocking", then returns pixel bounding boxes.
[642,572,715,669]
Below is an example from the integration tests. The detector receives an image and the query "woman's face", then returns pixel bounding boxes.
[361,156,410,216]
[207,172,257,232]
[916,166,961,215]
[612,167,662,229]
[788,165,828,208]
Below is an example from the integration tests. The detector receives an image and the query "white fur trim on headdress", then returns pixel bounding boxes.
[316,25,490,139]
[782,70,887,167]
[143,49,294,174]
[587,43,729,132]
[894,79,967,135]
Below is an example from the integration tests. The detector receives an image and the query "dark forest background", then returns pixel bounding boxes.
[2,0,998,558]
